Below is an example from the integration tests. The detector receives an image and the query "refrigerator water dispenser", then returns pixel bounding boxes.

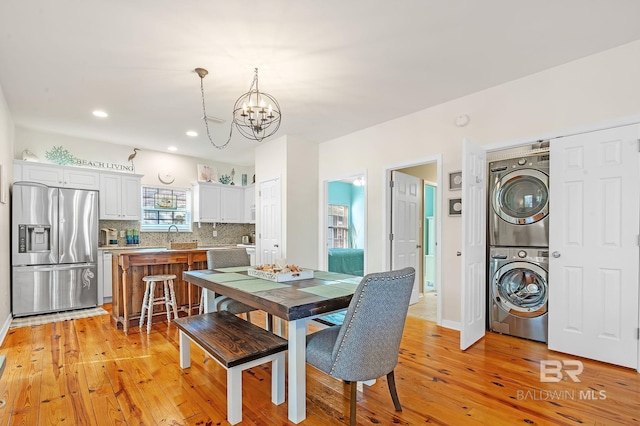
[18,224,51,253]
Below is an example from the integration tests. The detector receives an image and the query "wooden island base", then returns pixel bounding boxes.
[110,247,230,333]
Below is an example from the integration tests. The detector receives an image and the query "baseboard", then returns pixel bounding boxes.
[0,313,12,347]
[440,319,460,331]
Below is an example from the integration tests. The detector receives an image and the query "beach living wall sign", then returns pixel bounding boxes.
[44,146,134,172]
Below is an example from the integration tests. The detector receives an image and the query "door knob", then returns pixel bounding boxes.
[456,251,462,256]
[552,251,561,258]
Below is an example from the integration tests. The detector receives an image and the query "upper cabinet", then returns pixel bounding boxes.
[193,181,249,223]
[16,161,100,190]
[99,172,142,220]
[193,182,221,223]
[244,184,255,223]
[13,160,142,221]
[220,186,244,223]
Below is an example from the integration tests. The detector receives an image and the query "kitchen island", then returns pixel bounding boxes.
[110,246,235,333]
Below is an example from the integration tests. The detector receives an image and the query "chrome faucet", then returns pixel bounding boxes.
[167,224,179,242]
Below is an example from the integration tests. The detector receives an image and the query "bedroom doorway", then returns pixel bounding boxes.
[387,157,441,324]
[323,174,366,276]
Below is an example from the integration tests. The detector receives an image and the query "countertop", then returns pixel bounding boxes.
[99,245,238,253]
[236,244,256,249]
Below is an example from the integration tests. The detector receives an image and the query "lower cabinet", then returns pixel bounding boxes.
[98,250,113,304]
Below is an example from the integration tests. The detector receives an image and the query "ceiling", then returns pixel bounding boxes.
[1,1,640,166]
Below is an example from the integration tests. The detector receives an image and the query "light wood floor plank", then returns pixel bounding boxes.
[1,306,639,425]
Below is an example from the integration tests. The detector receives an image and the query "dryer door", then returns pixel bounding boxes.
[492,169,549,225]
[492,261,548,317]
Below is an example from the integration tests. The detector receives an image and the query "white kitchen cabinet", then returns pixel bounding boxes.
[15,160,100,190]
[192,182,245,223]
[99,172,142,220]
[221,186,244,223]
[193,182,221,222]
[97,250,114,304]
[244,184,256,223]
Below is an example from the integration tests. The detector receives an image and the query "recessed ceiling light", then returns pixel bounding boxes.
[186,130,198,137]
[92,110,108,118]
[168,146,178,152]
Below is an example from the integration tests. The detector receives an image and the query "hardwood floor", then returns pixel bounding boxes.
[0,306,638,425]
[407,292,437,322]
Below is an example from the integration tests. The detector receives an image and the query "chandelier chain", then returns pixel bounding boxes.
[199,76,233,149]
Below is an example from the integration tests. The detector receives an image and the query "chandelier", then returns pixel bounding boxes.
[195,67,282,149]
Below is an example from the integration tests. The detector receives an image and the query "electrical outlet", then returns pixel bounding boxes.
[119,230,125,238]
[212,230,217,237]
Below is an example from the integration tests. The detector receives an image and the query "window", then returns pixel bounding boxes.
[141,186,192,231]
[327,204,349,248]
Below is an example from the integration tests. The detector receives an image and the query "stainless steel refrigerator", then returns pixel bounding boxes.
[11,182,99,317]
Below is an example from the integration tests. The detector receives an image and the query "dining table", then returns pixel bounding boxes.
[182,266,361,424]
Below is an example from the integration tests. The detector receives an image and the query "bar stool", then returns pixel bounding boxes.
[139,274,178,334]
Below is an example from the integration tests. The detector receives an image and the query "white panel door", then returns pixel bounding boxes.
[549,124,639,369]
[258,178,282,265]
[460,139,487,350]
[391,171,421,304]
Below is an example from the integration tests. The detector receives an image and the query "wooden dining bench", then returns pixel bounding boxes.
[174,311,287,425]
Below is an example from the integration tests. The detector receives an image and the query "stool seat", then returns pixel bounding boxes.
[143,274,178,282]
[139,274,178,334]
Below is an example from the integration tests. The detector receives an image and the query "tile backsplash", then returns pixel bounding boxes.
[99,220,255,247]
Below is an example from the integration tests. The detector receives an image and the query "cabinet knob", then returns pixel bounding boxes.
[552,251,561,258]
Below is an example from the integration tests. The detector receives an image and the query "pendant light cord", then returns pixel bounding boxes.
[199,76,233,149]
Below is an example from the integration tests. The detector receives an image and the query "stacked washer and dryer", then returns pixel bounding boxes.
[488,152,550,343]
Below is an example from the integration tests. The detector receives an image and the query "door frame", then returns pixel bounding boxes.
[319,171,368,272]
[383,154,443,325]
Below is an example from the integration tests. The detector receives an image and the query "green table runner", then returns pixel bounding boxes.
[200,273,288,292]
[221,278,289,292]
[299,281,358,298]
[214,266,251,273]
[201,272,248,283]
[314,271,358,280]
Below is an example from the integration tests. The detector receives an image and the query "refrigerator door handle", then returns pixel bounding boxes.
[13,263,95,272]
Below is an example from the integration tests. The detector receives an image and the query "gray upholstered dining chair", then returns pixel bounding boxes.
[306,267,416,426]
[199,248,256,320]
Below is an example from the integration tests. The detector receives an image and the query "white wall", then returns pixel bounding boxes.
[0,83,15,342]
[285,135,319,268]
[255,135,287,263]
[319,40,640,326]
[14,127,254,189]
[254,134,319,268]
